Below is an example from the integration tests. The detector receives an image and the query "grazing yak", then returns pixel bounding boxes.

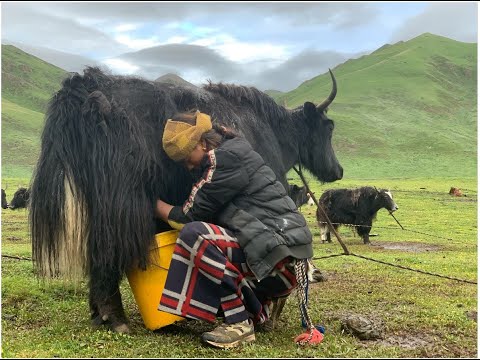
[29,67,343,333]
[288,184,310,208]
[287,185,316,208]
[316,187,398,244]
[2,189,8,209]
[9,188,30,210]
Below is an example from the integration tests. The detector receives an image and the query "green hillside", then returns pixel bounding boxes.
[1,45,67,178]
[277,33,477,179]
[1,33,477,180]
[2,45,67,113]
[264,89,284,99]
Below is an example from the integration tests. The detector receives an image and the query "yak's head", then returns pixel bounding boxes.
[296,69,343,183]
[376,188,399,213]
[288,184,309,208]
[9,188,30,210]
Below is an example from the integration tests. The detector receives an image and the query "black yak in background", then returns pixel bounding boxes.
[316,187,398,244]
[30,67,343,333]
[9,187,30,210]
[288,184,310,208]
[2,189,8,209]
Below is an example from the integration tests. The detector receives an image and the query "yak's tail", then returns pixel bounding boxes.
[30,68,159,281]
[30,73,90,280]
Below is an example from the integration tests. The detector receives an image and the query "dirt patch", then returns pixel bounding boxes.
[371,241,441,253]
[465,310,477,322]
[6,236,23,242]
[439,198,477,203]
[374,333,436,351]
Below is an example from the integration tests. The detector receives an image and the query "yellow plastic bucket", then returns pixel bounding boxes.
[126,230,185,330]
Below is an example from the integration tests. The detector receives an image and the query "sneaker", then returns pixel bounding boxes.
[201,319,255,349]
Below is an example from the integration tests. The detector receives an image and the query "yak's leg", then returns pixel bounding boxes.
[357,221,372,244]
[257,296,289,332]
[271,296,287,327]
[89,268,130,333]
[307,258,327,283]
[320,224,331,243]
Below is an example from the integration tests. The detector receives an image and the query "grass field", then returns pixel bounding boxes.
[1,32,477,358]
[2,176,477,358]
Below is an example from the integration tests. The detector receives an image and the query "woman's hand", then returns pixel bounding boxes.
[155,199,174,223]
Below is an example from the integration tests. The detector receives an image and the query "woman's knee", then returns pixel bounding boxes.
[179,221,208,242]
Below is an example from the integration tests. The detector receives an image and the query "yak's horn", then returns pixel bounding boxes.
[317,69,337,111]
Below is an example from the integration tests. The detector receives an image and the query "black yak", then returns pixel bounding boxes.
[288,184,310,208]
[316,187,398,244]
[2,189,8,209]
[9,188,30,210]
[29,67,343,333]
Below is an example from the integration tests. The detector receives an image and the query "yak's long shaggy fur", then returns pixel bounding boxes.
[30,67,342,331]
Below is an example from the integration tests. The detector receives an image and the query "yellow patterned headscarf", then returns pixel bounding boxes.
[162,111,213,162]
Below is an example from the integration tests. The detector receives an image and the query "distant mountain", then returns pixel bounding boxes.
[264,89,284,100]
[155,73,197,88]
[2,40,100,74]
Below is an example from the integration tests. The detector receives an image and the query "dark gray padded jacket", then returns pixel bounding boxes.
[168,137,313,280]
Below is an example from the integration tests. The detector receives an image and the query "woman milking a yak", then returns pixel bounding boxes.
[155,110,321,348]
[29,67,342,348]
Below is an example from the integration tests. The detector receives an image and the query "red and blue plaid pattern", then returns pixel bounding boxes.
[158,221,297,325]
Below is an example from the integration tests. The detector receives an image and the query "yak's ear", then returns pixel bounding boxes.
[303,102,317,118]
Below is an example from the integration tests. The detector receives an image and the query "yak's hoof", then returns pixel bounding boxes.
[91,314,130,334]
[111,323,130,334]
[91,314,107,327]
[255,319,274,332]
[310,269,328,283]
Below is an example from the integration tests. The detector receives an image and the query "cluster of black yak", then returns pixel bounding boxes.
[1,188,30,210]
[29,67,343,333]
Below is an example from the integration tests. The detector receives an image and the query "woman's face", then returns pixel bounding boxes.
[184,142,207,170]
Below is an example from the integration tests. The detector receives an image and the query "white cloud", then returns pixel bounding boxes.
[191,38,216,47]
[190,33,290,63]
[165,36,188,44]
[216,40,289,63]
[391,3,478,43]
[102,58,139,74]
[114,34,160,50]
[114,23,138,32]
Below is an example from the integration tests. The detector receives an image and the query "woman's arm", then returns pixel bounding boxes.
[155,199,174,223]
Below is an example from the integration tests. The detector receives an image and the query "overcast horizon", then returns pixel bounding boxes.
[1,2,478,92]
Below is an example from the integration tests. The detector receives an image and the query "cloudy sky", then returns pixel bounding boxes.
[1,2,478,91]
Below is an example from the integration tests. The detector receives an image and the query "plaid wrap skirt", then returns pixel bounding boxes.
[158,221,297,325]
